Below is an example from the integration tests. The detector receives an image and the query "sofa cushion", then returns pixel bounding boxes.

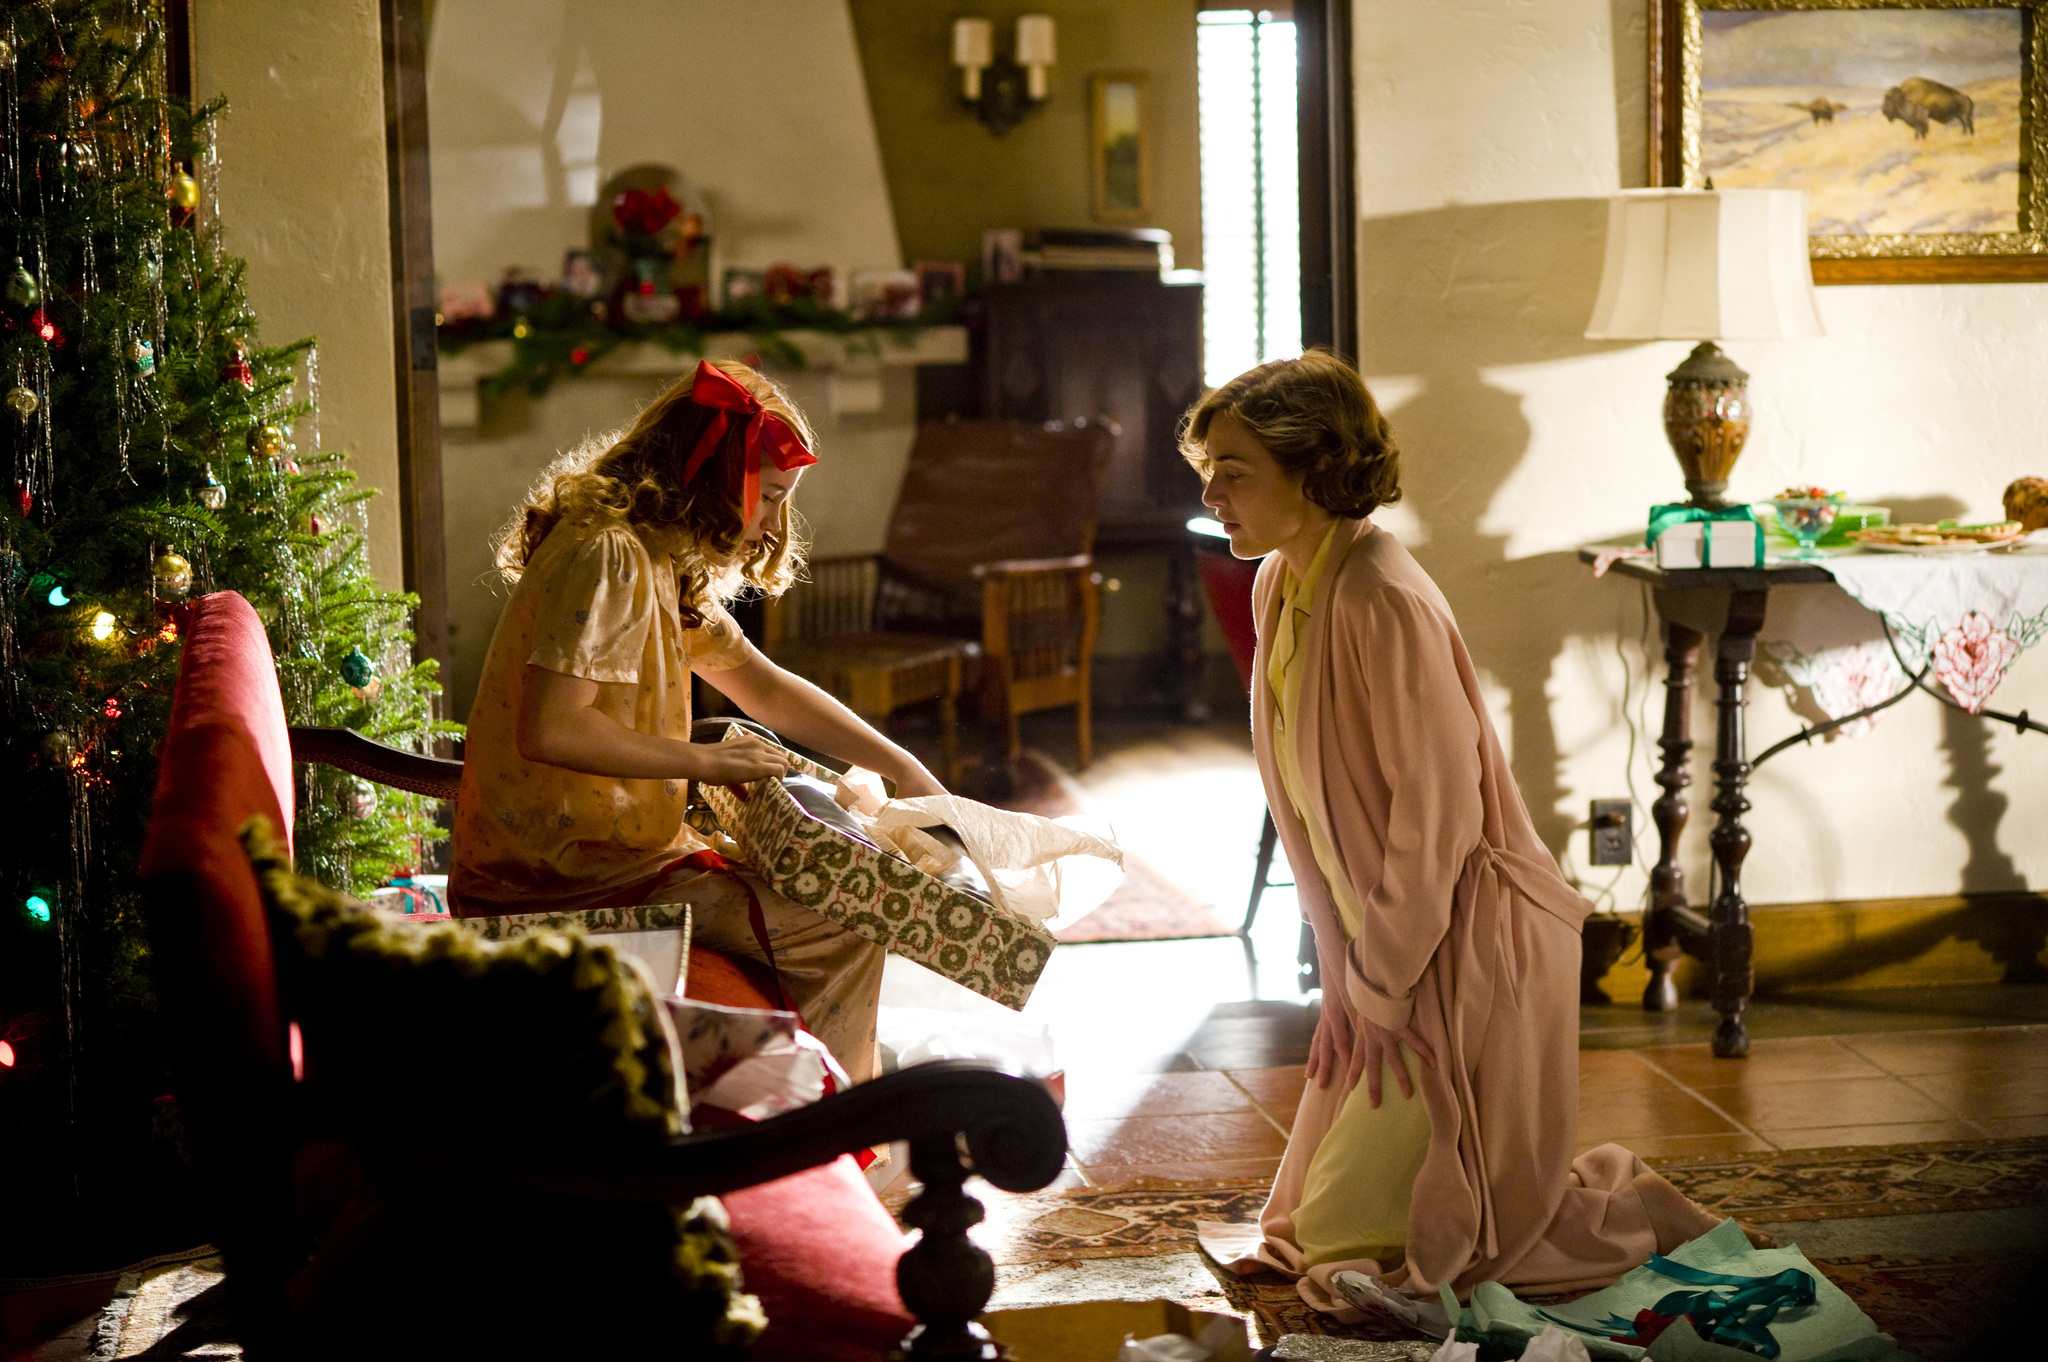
[682,951,916,1359]
[724,1159,916,1362]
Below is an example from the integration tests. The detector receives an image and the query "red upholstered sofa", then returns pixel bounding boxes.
[138,591,1063,1360]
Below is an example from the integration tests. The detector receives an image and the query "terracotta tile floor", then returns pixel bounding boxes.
[1036,1024,2048,1184]
[889,714,2048,1186]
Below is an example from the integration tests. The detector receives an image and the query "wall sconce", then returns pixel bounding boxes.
[953,15,1056,135]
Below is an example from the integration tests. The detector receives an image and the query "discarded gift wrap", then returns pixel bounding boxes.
[1333,1220,1914,1362]
[699,732,1065,1010]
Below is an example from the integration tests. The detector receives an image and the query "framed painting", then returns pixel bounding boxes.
[1650,0,2048,282]
[1090,72,1152,222]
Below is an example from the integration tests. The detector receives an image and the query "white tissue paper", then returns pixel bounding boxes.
[835,769,1125,931]
[1117,1313,1250,1361]
[1518,1325,1594,1362]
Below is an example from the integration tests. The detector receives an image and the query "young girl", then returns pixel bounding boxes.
[1186,353,1722,1313]
[450,359,946,1083]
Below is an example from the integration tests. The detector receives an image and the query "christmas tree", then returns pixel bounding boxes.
[0,0,454,1266]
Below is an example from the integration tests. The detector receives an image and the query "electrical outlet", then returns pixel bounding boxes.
[1590,800,1633,866]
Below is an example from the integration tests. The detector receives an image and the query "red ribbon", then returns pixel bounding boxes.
[681,360,816,527]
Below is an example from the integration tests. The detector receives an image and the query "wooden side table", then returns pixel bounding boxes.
[1578,551,1834,1058]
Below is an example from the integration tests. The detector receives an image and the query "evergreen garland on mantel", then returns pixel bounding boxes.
[438,292,957,400]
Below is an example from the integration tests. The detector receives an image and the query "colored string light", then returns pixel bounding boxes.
[25,895,52,923]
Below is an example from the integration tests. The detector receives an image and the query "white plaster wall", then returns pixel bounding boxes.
[426,0,909,719]
[428,0,903,287]
[194,0,403,589]
[1352,0,2048,907]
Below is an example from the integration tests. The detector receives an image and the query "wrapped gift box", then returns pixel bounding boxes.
[453,901,694,998]
[699,737,1056,1011]
[1651,513,1764,569]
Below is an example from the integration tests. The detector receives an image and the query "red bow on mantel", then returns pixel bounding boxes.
[682,360,817,525]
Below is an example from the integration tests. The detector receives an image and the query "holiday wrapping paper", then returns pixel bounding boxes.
[698,740,1057,1011]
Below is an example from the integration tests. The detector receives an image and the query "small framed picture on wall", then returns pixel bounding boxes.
[912,261,966,310]
[1090,72,1151,222]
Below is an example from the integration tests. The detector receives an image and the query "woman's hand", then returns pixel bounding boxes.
[1308,995,1438,1107]
[1353,1013,1438,1109]
[680,731,790,785]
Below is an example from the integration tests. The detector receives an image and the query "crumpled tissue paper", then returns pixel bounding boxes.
[835,768,1124,930]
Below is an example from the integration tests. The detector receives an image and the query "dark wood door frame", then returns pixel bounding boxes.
[1295,0,1357,362]
[380,0,449,674]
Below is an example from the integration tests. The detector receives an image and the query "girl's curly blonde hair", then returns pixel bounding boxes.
[492,360,813,627]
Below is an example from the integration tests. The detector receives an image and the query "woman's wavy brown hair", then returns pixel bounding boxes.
[492,360,814,626]
[1179,348,1402,518]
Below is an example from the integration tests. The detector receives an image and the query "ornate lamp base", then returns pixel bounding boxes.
[1663,341,1752,510]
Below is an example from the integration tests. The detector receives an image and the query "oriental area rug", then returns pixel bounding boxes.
[998,751,1236,945]
[961,1136,2048,1362]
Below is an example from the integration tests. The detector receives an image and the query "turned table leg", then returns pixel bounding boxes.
[1707,589,1769,1059]
[1643,613,1703,1012]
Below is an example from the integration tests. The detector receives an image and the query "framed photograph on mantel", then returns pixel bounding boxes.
[1649,0,2048,283]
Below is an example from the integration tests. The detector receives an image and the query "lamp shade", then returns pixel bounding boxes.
[953,18,992,69]
[1016,14,1056,66]
[1584,189,1824,342]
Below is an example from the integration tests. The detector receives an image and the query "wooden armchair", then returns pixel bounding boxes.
[142,592,1066,1361]
[767,419,1115,774]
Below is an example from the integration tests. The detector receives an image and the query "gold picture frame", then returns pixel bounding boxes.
[1090,72,1152,222]
[1650,0,2048,282]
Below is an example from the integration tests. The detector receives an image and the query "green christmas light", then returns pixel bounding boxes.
[25,895,51,923]
[46,584,68,607]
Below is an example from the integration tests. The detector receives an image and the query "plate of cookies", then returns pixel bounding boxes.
[1847,521,2027,554]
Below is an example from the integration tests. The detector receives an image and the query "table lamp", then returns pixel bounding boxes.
[1584,189,1824,509]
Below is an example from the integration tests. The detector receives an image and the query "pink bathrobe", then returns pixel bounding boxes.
[1214,517,1716,1315]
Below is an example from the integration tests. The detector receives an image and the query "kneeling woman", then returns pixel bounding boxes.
[1190,353,1719,1312]
[449,360,945,1084]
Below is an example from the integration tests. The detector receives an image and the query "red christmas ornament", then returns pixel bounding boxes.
[223,346,254,389]
[570,346,590,366]
[16,488,30,516]
[29,310,60,345]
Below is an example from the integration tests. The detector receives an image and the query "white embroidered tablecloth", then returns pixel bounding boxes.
[1758,538,2048,734]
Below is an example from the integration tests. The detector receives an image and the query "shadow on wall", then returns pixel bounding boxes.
[1356,197,1618,856]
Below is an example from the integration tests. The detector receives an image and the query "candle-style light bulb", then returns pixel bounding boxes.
[1016,15,1056,99]
[953,17,993,100]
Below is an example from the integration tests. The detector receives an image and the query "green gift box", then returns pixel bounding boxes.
[699,736,1056,1011]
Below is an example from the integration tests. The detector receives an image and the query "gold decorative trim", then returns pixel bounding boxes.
[1665,0,2048,280]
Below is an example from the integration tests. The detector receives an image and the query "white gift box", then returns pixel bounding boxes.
[1708,518,1764,567]
[1654,521,1704,569]
[1653,518,1763,569]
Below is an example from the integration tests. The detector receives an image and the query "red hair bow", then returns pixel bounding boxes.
[681,361,816,525]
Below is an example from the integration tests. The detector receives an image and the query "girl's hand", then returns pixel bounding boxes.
[683,732,790,785]
[889,767,947,800]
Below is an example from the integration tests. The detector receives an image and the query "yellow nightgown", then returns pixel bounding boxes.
[1269,521,1434,1268]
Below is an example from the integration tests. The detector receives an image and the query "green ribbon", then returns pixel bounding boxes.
[1646,502,1761,547]
[1540,1255,1818,1359]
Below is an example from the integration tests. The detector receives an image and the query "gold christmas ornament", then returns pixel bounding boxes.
[5,386,37,417]
[153,551,194,602]
[169,171,199,210]
[248,423,286,459]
